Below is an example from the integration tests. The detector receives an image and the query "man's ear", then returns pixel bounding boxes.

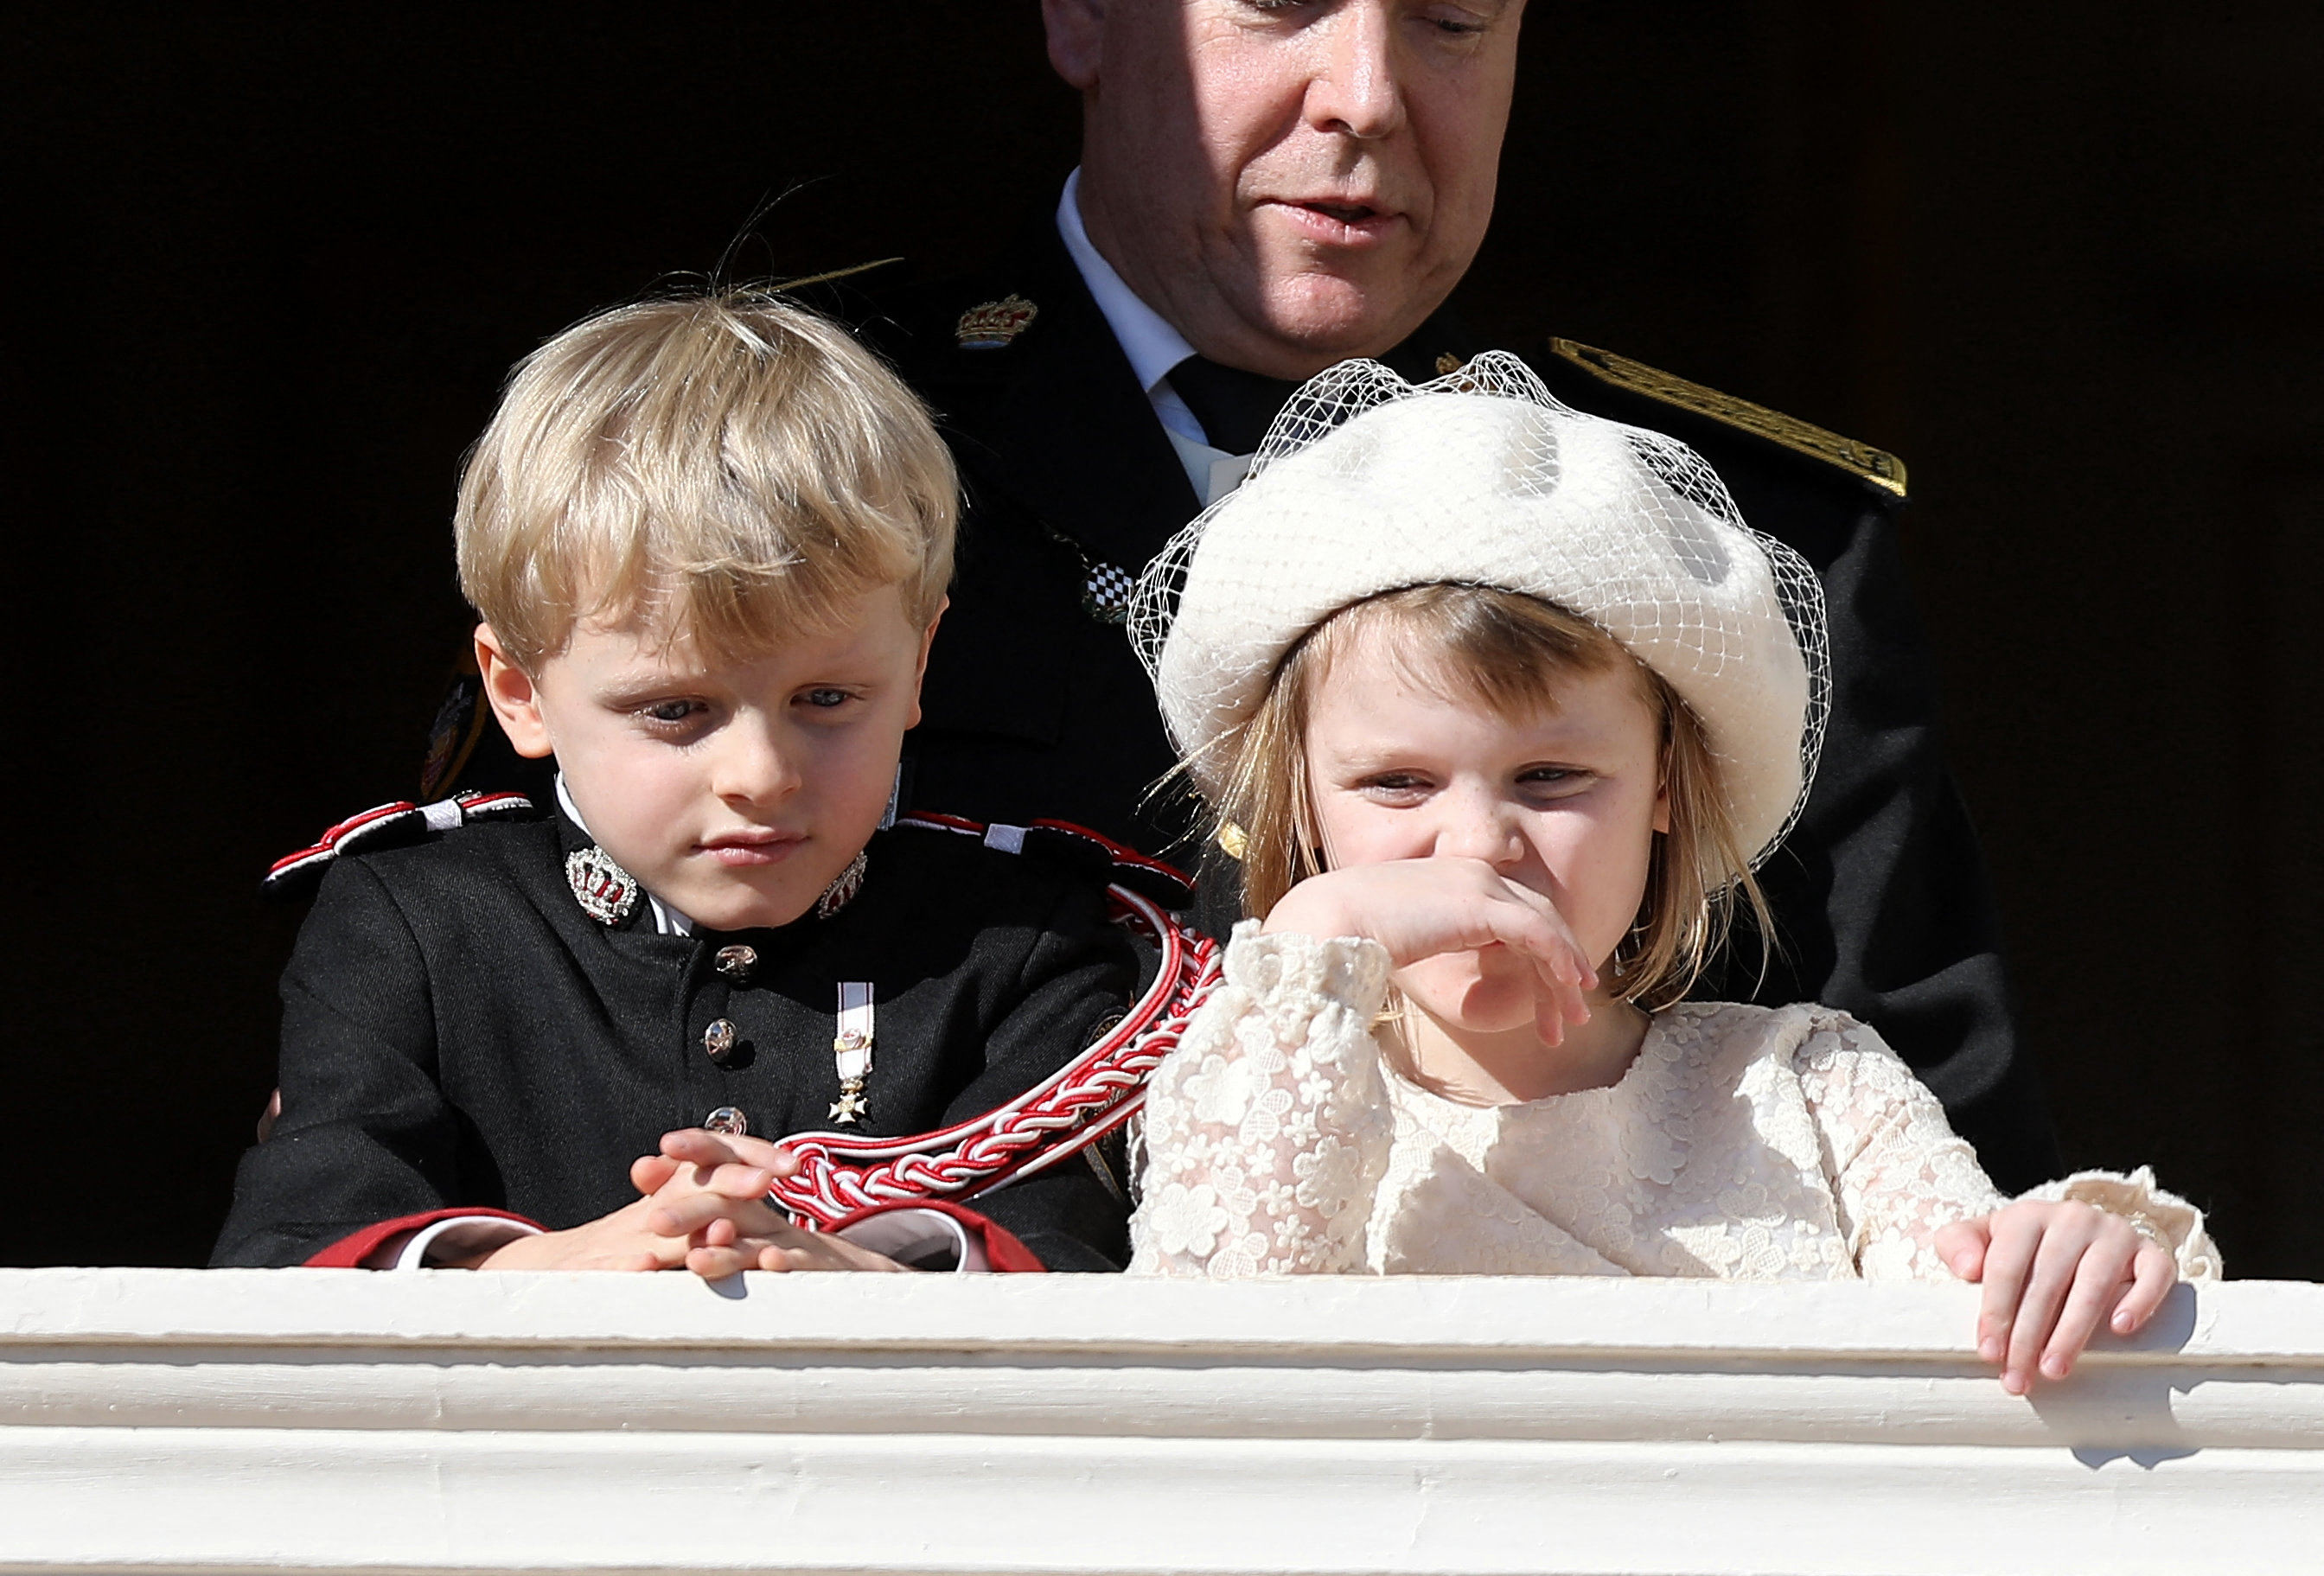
[474,623,556,760]
[905,597,948,731]
[1043,0,1106,91]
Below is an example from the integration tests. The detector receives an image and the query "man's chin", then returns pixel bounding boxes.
[1242,271,1441,374]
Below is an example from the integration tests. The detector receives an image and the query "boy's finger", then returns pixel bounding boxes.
[629,1153,682,1195]
[647,1189,774,1239]
[661,1127,802,1177]
[2112,1244,2176,1334]
[684,1244,753,1281]
[704,1162,777,1199]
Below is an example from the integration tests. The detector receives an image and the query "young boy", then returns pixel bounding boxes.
[214,294,1152,1275]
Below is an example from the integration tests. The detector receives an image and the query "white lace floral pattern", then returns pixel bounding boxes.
[1130,924,2220,1282]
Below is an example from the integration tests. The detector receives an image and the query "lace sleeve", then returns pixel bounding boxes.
[1792,1013,2008,1280]
[1128,922,1395,1278]
[2015,1168,2223,1280]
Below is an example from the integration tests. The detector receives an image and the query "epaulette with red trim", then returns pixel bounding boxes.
[768,812,1223,1230]
[263,790,538,900]
[889,811,1194,911]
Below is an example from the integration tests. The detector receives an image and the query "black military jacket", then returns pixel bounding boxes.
[858,217,2060,1191]
[214,813,1150,1270]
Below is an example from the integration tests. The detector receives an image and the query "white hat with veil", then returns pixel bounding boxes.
[1127,352,1829,866]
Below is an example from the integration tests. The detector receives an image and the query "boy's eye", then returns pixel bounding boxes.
[640,699,705,725]
[800,686,853,710]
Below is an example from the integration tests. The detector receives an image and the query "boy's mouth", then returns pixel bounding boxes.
[698,830,805,867]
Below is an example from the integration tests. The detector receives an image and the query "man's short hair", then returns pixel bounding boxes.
[456,291,957,669]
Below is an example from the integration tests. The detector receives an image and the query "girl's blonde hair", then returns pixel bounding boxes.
[456,290,956,670]
[1204,584,1772,1010]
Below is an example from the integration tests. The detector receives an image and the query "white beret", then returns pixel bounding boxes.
[1131,354,1828,865]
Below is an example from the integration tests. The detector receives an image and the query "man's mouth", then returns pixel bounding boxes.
[1271,198,1401,245]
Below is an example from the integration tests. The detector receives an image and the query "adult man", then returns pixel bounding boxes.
[866,0,2059,1188]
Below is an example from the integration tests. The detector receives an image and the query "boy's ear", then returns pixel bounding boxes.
[905,597,948,731]
[473,623,556,760]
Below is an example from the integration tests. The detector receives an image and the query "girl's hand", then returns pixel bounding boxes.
[1935,1201,2176,1393]
[1263,858,1596,1042]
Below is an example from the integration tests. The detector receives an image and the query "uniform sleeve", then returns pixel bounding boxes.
[1791,1011,2008,1281]
[209,860,470,1267]
[1128,923,1395,1279]
[929,875,1157,1272]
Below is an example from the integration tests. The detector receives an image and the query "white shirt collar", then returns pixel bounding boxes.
[555,773,693,936]
[1057,169,1196,400]
[1057,169,1235,482]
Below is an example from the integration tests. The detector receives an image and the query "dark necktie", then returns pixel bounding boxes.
[1167,355,1302,456]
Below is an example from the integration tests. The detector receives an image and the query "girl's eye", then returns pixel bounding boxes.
[1358,772,1433,799]
[1520,766,1593,797]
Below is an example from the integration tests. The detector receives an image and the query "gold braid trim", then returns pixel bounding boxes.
[1548,339,1908,497]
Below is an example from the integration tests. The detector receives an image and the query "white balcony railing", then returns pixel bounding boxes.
[2,1268,2318,1574]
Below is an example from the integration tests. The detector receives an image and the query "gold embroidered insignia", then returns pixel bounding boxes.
[1434,354,1465,375]
[1548,339,1909,497]
[955,293,1039,350]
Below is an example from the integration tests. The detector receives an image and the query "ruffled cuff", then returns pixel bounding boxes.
[2017,1166,2223,1280]
[1224,920,1393,1025]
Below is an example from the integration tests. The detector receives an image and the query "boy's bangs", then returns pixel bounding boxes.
[458,291,955,670]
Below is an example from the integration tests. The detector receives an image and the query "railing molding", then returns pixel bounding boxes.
[3,1268,2318,1575]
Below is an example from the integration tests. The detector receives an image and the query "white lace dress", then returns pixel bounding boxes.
[1130,926,2219,1280]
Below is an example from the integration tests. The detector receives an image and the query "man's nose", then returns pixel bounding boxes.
[1306,1,1405,141]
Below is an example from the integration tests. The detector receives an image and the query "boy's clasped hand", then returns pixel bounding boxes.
[463,1129,903,1277]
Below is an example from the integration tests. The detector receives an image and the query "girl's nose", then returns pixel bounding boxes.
[1434,790,1526,869]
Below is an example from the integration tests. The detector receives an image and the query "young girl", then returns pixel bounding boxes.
[1124,355,2217,1393]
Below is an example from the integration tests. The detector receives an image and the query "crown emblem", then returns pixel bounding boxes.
[565,845,640,925]
[955,293,1038,350]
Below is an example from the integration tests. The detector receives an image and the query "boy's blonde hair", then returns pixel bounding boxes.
[1207,584,1772,1011]
[456,291,956,669]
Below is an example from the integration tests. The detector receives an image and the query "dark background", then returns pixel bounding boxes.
[5,4,2319,1276]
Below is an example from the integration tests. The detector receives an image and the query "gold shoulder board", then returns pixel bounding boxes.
[1548,339,1908,498]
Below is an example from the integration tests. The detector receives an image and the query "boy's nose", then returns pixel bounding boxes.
[712,722,801,807]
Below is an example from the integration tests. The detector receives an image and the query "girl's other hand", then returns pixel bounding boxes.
[1935,1201,2176,1393]
[1262,858,1596,1042]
